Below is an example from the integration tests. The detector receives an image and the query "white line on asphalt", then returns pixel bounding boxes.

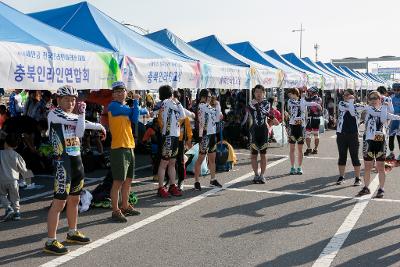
[20,165,152,203]
[147,183,400,204]
[227,188,354,200]
[39,157,288,267]
[312,174,379,267]
[236,152,339,160]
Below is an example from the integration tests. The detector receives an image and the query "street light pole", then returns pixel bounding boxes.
[292,23,305,57]
[314,43,320,61]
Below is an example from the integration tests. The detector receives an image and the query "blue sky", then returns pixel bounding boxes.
[4,0,399,62]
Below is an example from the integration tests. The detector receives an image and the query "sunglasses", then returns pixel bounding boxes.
[369,96,379,101]
[113,89,126,93]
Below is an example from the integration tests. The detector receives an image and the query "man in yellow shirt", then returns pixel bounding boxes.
[108,81,148,222]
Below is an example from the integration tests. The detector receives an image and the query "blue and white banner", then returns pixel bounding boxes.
[121,56,201,90]
[200,63,250,89]
[0,41,119,90]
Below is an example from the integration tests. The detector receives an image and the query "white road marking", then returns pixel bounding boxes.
[236,152,339,160]
[227,188,354,200]
[312,174,379,267]
[20,165,152,203]
[39,157,288,267]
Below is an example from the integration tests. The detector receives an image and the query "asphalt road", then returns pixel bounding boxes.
[2,130,400,267]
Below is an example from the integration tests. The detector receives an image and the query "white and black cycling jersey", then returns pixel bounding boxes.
[382,96,394,114]
[198,102,221,137]
[287,98,319,127]
[246,99,272,127]
[48,107,104,157]
[159,99,186,137]
[336,100,365,134]
[364,106,400,141]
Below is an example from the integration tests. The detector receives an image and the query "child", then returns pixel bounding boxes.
[243,85,278,183]
[44,85,106,255]
[194,89,223,190]
[0,134,33,221]
[287,88,321,175]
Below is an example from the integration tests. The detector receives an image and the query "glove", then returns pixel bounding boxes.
[77,102,86,115]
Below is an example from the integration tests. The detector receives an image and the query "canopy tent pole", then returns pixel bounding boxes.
[280,86,286,147]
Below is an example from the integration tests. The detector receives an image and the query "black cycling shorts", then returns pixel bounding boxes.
[161,136,179,160]
[288,125,305,145]
[199,134,217,154]
[54,155,85,200]
[363,139,386,162]
[250,125,268,154]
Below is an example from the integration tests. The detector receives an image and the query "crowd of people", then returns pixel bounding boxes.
[1,81,400,255]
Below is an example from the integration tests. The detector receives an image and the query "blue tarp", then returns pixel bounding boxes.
[324,63,353,79]
[357,71,376,83]
[29,2,193,61]
[339,66,363,80]
[370,73,386,83]
[0,1,108,52]
[316,61,350,79]
[282,53,319,74]
[366,73,384,83]
[265,50,305,73]
[303,57,335,76]
[145,29,252,89]
[145,29,228,65]
[189,35,267,68]
[227,42,277,68]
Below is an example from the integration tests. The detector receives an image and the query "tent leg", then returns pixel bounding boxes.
[280,87,285,147]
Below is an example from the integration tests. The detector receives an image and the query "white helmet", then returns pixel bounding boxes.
[57,85,78,97]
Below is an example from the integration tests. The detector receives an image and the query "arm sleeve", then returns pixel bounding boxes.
[355,105,367,112]
[388,113,400,121]
[139,107,149,116]
[304,101,320,107]
[130,99,140,123]
[198,106,205,130]
[75,114,86,138]
[47,111,79,126]
[84,120,105,131]
[183,108,195,119]
[215,103,222,122]
[109,101,134,117]
[177,103,186,120]
[339,100,356,116]
[16,154,29,177]
[388,99,394,114]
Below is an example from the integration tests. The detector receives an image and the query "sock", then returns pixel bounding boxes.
[68,228,77,236]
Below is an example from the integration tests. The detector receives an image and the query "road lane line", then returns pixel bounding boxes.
[39,157,288,267]
[312,174,379,267]
[227,188,354,200]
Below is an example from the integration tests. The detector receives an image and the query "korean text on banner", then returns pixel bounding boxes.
[0,42,120,90]
[121,56,201,90]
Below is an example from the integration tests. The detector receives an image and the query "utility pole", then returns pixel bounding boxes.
[314,43,320,61]
[292,24,305,57]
